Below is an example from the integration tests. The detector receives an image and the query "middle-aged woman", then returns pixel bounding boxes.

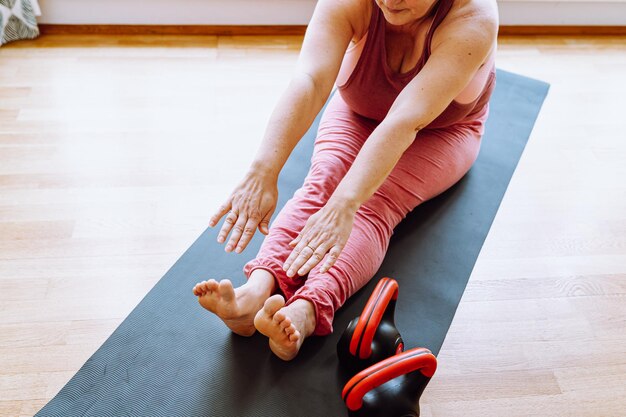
[193,0,498,361]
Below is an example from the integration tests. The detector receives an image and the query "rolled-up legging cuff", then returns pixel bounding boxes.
[244,258,295,299]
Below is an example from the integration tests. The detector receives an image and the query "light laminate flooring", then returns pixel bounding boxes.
[0,34,624,416]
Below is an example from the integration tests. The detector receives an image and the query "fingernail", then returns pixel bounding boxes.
[217,237,224,243]
[225,245,232,252]
[235,247,242,253]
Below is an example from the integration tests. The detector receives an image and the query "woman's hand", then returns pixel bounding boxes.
[283,200,357,277]
[209,171,278,253]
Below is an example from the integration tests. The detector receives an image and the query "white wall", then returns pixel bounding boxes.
[37,0,626,26]
[36,0,317,25]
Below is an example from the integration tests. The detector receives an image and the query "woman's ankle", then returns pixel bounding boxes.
[246,268,277,296]
[285,299,317,338]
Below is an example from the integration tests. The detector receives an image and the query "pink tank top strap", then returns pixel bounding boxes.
[337,0,496,127]
[417,0,456,70]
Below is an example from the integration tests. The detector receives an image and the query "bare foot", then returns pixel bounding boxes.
[193,274,272,337]
[253,295,316,361]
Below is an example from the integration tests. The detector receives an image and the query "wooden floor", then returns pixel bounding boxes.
[0,34,624,417]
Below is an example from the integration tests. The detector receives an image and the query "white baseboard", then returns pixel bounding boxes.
[36,0,626,26]
[499,0,626,25]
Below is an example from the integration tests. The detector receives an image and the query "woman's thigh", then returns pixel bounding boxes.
[295,92,378,202]
[361,125,483,230]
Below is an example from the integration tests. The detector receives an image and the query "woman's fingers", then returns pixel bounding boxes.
[211,174,278,252]
[289,234,302,247]
[258,211,271,235]
[284,236,333,278]
[235,217,261,253]
[215,203,273,251]
[285,242,315,277]
[282,243,302,275]
[283,203,354,276]
[297,242,333,276]
[320,245,343,273]
[283,227,309,271]
[217,211,238,244]
[209,202,232,228]
[225,215,249,252]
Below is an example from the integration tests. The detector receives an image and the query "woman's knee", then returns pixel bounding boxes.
[299,157,348,200]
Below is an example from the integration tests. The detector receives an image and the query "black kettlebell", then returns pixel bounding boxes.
[341,347,437,417]
[337,277,404,373]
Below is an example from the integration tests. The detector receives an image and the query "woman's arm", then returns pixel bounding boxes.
[329,7,499,210]
[210,0,356,253]
[285,5,498,276]
[247,0,357,181]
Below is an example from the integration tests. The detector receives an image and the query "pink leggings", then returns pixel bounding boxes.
[244,92,489,336]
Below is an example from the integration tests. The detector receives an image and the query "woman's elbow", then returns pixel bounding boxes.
[382,110,427,138]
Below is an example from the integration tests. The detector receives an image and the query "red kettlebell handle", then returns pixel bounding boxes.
[342,347,437,412]
[349,277,399,359]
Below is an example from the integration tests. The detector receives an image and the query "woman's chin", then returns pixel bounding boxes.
[382,9,410,25]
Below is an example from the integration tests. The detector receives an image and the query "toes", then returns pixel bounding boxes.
[262,295,286,317]
[195,281,211,296]
[192,283,202,296]
[274,311,287,324]
[218,279,235,302]
[288,330,300,342]
[284,323,296,335]
[206,279,219,292]
[279,317,292,330]
[195,279,218,296]
[255,295,287,334]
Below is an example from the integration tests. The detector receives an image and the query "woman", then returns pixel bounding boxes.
[192,0,498,361]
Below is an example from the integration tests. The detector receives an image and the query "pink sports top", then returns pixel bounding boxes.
[336,0,496,129]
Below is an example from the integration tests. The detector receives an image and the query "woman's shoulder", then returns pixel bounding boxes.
[444,0,499,29]
[321,0,372,43]
[434,0,499,52]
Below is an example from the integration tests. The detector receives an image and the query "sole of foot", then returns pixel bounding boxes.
[193,278,259,337]
[253,294,309,361]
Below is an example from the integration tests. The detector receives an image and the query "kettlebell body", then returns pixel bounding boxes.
[337,278,404,373]
[342,348,437,417]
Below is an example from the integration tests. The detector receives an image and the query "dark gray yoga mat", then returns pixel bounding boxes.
[36,69,549,417]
